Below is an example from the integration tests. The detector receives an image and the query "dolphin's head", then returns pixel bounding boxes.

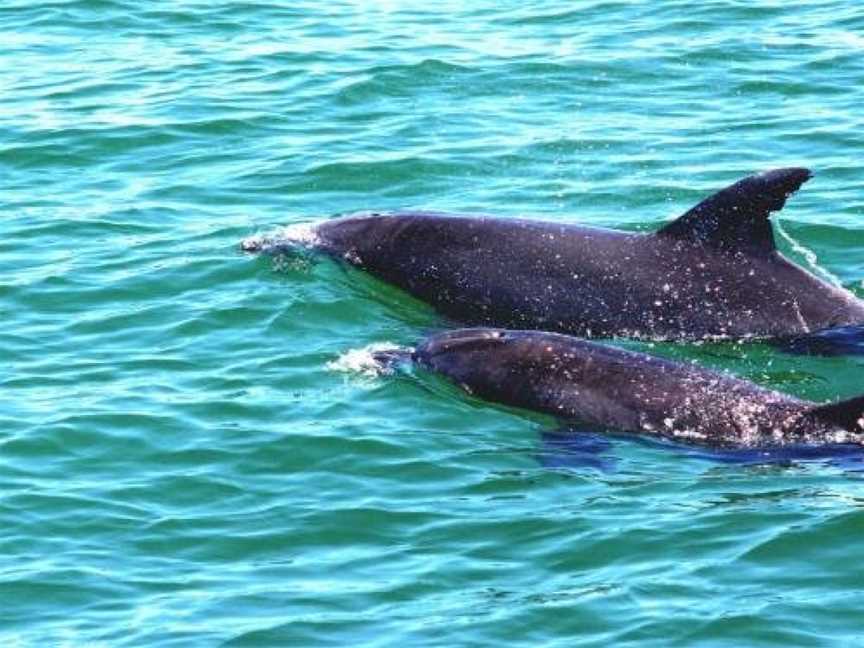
[414,328,521,394]
[413,328,556,406]
[414,328,509,374]
[414,329,617,417]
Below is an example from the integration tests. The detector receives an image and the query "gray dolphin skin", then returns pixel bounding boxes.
[243,168,864,341]
[412,328,864,449]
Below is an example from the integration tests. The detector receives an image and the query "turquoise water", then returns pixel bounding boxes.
[4,1,864,645]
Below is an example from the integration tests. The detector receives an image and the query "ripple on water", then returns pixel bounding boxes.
[4,0,864,645]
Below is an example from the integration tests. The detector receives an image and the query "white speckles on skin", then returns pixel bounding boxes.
[672,428,706,441]
[790,299,810,332]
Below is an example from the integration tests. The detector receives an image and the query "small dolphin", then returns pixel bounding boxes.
[406,328,864,450]
[243,168,864,343]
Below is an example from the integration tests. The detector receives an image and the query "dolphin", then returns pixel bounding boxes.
[242,168,864,343]
[406,328,864,450]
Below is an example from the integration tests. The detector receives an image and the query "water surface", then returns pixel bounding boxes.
[3,1,864,645]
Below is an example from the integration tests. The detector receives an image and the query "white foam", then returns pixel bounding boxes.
[326,342,406,378]
[775,218,844,288]
[241,220,322,253]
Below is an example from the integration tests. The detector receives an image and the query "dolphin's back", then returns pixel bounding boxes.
[415,329,864,448]
[242,168,864,341]
[314,208,864,340]
[316,211,650,335]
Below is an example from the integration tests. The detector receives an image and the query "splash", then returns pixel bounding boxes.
[241,220,322,253]
[326,343,411,377]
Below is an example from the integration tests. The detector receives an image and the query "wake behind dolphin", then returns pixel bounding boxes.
[243,168,864,348]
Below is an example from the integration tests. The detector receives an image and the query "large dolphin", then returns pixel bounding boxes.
[406,328,864,450]
[242,167,864,342]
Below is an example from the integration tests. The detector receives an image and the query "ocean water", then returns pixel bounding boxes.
[3,1,864,645]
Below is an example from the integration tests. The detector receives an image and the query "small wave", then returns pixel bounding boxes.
[775,218,845,288]
[326,343,411,378]
[241,220,322,253]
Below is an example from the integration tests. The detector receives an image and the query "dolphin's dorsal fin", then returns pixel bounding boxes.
[657,167,812,254]
[806,395,864,433]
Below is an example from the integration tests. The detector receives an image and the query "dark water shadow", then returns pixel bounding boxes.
[680,442,864,472]
[536,428,617,472]
[772,324,864,356]
[536,426,864,473]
